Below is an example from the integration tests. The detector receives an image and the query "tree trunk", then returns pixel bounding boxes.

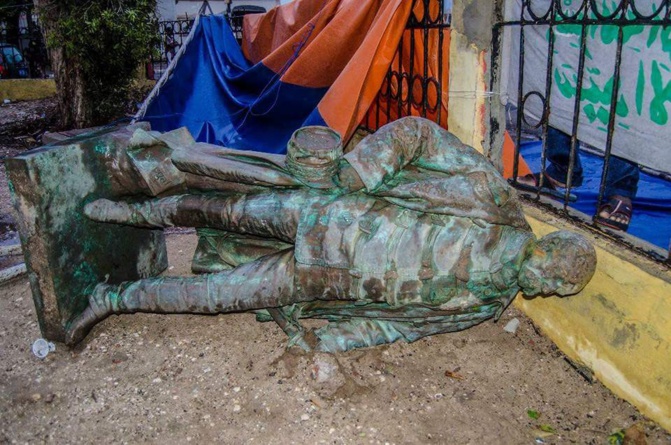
[50,46,89,129]
[38,0,93,129]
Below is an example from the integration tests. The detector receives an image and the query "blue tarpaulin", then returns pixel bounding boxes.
[138,0,414,154]
[140,15,327,153]
[520,140,671,250]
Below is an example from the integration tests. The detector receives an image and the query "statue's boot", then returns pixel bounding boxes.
[65,249,302,346]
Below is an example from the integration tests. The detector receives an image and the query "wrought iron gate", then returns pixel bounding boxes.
[0,5,50,78]
[361,0,451,132]
[492,0,671,264]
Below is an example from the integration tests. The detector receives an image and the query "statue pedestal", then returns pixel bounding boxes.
[6,124,168,342]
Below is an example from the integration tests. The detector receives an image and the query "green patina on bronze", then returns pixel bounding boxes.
[9,117,597,351]
[5,124,168,342]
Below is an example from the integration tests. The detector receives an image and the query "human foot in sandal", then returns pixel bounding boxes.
[514,172,578,202]
[516,172,569,189]
[595,195,632,232]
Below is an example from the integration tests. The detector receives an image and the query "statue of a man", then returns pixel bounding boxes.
[66,117,596,352]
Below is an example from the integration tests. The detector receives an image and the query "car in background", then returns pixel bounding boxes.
[0,44,29,79]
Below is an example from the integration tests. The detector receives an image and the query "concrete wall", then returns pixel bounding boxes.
[518,207,671,432]
[447,0,671,431]
[447,0,505,171]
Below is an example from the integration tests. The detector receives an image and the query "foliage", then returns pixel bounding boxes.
[41,0,160,125]
[0,0,25,19]
[607,429,625,445]
[526,409,540,420]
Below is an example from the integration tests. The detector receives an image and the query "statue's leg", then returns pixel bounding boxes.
[66,248,303,345]
[191,228,293,274]
[84,190,309,243]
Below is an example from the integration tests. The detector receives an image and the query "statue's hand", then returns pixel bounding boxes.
[336,162,364,193]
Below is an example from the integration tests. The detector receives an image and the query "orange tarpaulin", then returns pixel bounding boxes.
[242,0,527,176]
[503,131,532,179]
[243,0,414,142]
[362,0,449,130]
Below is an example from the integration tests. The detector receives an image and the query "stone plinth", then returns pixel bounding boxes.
[6,124,168,342]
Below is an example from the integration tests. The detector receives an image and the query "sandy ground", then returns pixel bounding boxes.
[1,99,669,443]
[0,232,669,444]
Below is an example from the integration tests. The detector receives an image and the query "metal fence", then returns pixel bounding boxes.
[491,0,671,265]
[361,0,451,132]
[149,0,452,125]
[0,5,50,79]
[148,5,266,80]
[147,18,195,80]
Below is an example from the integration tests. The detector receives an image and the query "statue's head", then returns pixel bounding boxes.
[518,231,596,297]
[286,126,343,189]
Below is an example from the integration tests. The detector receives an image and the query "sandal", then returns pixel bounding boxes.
[514,172,577,202]
[594,197,632,232]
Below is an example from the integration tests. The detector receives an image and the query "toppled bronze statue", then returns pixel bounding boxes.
[59,117,597,351]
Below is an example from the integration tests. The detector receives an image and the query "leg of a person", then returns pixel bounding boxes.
[545,126,584,187]
[100,248,299,314]
[603,156,639,201]
[85,190,311,243]
[596,155,639,230]
[66,248,303,344]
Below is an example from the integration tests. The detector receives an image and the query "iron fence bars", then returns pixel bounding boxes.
[512,3,526,184]
[0,5,50,78]
[362,0,450,133]
[494,0,671,264]
[148,19,194,80]
[149,5,265,80]
[596,24,625,220]
[537,2,556,200]
[563,4,589,209]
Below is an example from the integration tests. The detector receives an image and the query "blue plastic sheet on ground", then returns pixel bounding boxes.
[520,140,671,250]
[142,15,327,154]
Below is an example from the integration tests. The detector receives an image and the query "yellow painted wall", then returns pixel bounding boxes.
[447,30,487,152]
[0,79,56,101]
[517,210,671,431]
[447,1,671,430]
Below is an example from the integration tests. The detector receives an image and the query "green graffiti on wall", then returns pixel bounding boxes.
[650,60,671,125]
[548,0,671,126]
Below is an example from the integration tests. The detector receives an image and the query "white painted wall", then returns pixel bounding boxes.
[174,0,282,19]
[157,0,177,20]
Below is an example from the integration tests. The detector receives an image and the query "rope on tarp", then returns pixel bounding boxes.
[235,0,331,128]
[134,14,204,122]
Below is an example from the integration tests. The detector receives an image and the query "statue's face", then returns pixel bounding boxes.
[518,231,596,297]
[518,244,578,296]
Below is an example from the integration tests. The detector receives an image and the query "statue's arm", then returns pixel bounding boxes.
[121,128,304,196]
[171,143,304,188]
[342,117,525,226]
[343,117,504,193]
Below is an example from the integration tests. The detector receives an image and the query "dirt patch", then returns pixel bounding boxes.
[0,98,668,443]
[0,98,58,246]
[0,97,58,154]
[0,232,669,444]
